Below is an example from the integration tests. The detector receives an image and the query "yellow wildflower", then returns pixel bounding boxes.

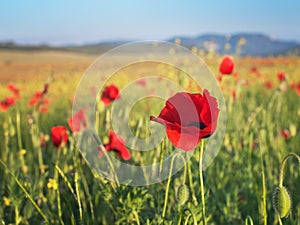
[3,196,10,206]
[47,178,58,190]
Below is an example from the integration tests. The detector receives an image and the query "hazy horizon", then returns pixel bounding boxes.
[1,0,300,45]
[1,32,300,48]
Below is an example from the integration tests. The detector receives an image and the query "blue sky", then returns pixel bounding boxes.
[1,0,300,45]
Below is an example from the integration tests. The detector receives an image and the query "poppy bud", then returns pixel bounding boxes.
[272,186,291,218]
[176,184,189,205]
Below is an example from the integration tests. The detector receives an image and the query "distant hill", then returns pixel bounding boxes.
[1,33,300,57]
[169,33,300,56]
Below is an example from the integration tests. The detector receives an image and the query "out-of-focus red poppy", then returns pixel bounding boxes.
[264,80,274,90]
[51,126,68,148]
[290,82,297,90]
[28,92,42,106]
[277,72,286,82]
[39,106,49,113]
[99,130,130,160]
[0,97,16,112]
[68,109,87,132]
[7,84,20,99]
[250,67,261,77]
[28,82,50,110]
[37,98,50,113]
[280,129,290,140]
[217,75,222,82]
[250,67,258,73]
[290,82,300,95]
[100,84,120,105]
[219,56,234,75]
[232,90,237,101]
[136,79,147,87]
[288,81,300,96]
[150,89,219,151]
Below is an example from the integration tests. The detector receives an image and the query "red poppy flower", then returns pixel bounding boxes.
[28,82,50,107]
[290,82,297,90]
[68,109,87,132]
[39,106,49,113]
[291,82,300,96]
[280,129,290,140]
[250,67,261,77]
[99,130,130,160]
[277,72,286,82]
[150,90,219,151]
[7,84,20,98]
[219,56,234,75]
[217,75,222,82]
[100,84,120,105]
[250,67,258,73]
[51,126,68,148]
[136,79,147,87]
[264,80,274,90]
[290,82,300,96]
[0,97,16,112]
[0,102,8,112]
[28,92,42,106]
[233,72,239,79]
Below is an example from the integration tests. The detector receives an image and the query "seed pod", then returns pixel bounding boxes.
[177,184,189,205]
[272,186,291,218]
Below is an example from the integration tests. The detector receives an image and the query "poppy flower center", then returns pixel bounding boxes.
[187,121,207,129]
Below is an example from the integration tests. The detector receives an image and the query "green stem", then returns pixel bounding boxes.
[177,214,183,225]
[15,205,20,225]
[133,211,140,225]
[277,213,283,225]
[259,129,267,225]
[188,160,198,206]
[199,139,206,225]
[55,164,78,201]
[74,172,83,223]
[278,153,300,188]
[183,208,197,225]
[16,110,23,150]
[245,215,254,225]
[162,153,186,218]
[57,188,64,225]
[55,151,64,225]
[261,170,267,225]
[159,139,165,175]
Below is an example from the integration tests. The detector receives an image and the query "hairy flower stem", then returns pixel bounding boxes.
[162,153,186,218]
[278,153,300,188]
[188,160,198,206]
[199,139,206,225]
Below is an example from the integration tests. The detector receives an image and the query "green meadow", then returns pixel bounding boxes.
[0,49,299,225]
